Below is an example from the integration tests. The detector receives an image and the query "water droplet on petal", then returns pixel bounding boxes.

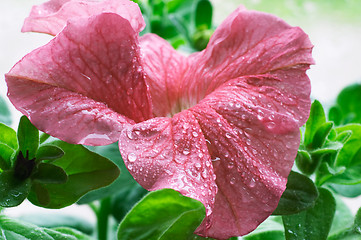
[192,131,199,137]
[230,177,236,185]
[235,103,241,108]
[128,153,137,162]
[212,157,220,162]
[183,149,190,155]
[126,130,133,139]
[195,162,202,170]
[225,133,232,138]
[266,122,276,130]
[249,178,256,187]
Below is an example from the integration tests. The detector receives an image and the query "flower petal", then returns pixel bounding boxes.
[22,0,145,36]
[6,13,152,145]
[118,110,217,222]
[182,6,313,123]
[139,33,188,117]
[189,77,301,238]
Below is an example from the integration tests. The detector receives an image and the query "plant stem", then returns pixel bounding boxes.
[96,197,111,240]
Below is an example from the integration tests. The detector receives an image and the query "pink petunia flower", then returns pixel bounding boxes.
[5,0,314,238]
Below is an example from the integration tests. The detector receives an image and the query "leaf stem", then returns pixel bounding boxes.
[96,197,111,240]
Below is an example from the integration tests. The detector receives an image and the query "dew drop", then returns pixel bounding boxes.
[235,103,241,108]
[128,153,137,162]
[126,130,133,139]
[249,178,256,187]
[183,149,190,155]
[212,157,220,162]
[225,133,232,138]
[266,122,276,130]
[230,177,236,185]
[201,169,208,178]
[246,139,251,145]
[195,162,202,170]
[192,131,199,137]
[228,161,234,169]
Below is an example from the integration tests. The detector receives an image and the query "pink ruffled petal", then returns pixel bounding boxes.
[181,6,313,119]
[189,76,301,238]
[22,0,145,36]
[6,77,131,145]
[6,13,152,145]
[139,34,188,117]
[118,110,217,220]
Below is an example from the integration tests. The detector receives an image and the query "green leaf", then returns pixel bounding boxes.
[17,116,39,159]
[332,83,361,125]
[0,96,11,125]
[0,123,17,150]
[355,208,361,233]
[32,163,68,184]
[195,0,212,30]
[117,189,205,240]
[335,124,361,167]
[328,106,342,126]
[327,206,361,240]
[328,195,354,238]
[295,150,317,175]
[19,213,94,235]
[36,145,64,161]
[304,100,327,149]
[0,215,94,240]
[78,143,144,204]
[0,144,16,171]
[330,183,361,198]
[28,140,120,208]
[111,183,148,222]
[312,122,333,149]
[273,171,318,215]
[0,170,31,207]
[282,188,336,240]
[243,216,284,240]
[48,227,94,240]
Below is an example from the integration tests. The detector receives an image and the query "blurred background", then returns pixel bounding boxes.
[1,0,361,225]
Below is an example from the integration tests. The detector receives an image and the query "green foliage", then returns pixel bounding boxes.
[0,215,93,240]
[17,116,39,159]
[19,213,94,235]
[28,140,120,209]
[0,117,119,209]
[117,189,205,240]
[78,143,145,205]
[138,0,213,51]
[0,171,31,207]
[0,95,11,126]
[243,217,284,240]
[282,188,336,240]
[0,124,17,170]
[273,171,318,215]
[329,83,361,126]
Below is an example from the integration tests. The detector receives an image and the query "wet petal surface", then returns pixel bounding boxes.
[22,0,145,35]
[118,111,217,219]
[190,76,301,238]
[180,7,313,118]
[140,34,189,117]
[6,13,152,145]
